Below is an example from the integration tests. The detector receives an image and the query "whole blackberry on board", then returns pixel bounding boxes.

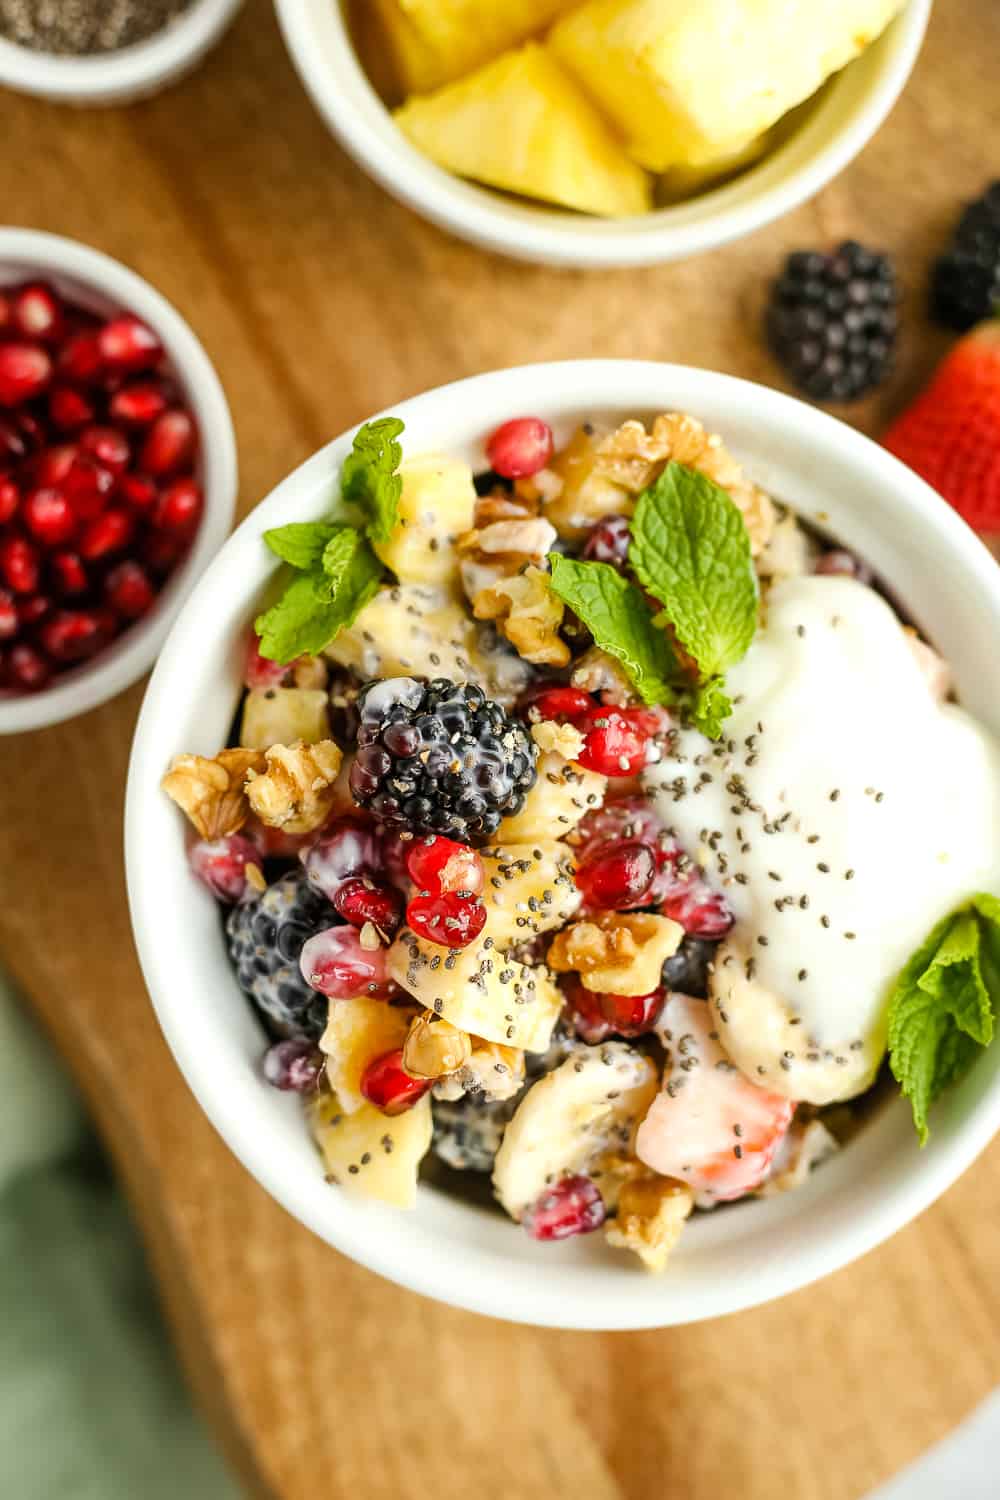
[766,240,899,401]
[349,676,537,842]
[931,181,1000,332]
[227,870,333,1040]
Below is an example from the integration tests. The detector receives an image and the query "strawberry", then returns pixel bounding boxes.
[882,320,1000,534]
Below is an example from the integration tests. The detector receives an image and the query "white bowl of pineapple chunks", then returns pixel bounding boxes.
[127,359,1000,1328]
[275,0,931,266]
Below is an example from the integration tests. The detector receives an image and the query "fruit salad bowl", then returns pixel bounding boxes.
[275,0,931,269]
[126,360,1000,1328]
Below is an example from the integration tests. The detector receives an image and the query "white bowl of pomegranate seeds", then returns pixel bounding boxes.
[0,228,236,732]
[127,362,1000,1328]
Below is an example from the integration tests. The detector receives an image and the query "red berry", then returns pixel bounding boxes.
[104,560,155,619]
[57,331,103,385]
[299,924,392,999]
[153,476,202,536]
[16,411,45,451]
[486,417,554,480]
[80,424,130,473]
[522,1175,606,1241]
[34,443,78,487]
[407,892,487,948]
[12,283,62,342]
[62,455,115,519]
[39,608,108,663]
[189,834,261,903]
[118,473,157,512]
[23,487,77,547]
[577,708,650,777]
[521,683,593,723]
[244,632,288,689]
[140,410,195,476]
[405,835,484,897]
[50,551,89,598]
[0,476,19,525]
[0,418,28,465]
[0,589,17,640]
[6,641,51,691]
[48,386,95,431]
[360,1049,430,1116]
[97,315,162,373]
[0,535,39,593]
[79,507,133,561]
[575,838,657,910]
[661,882,733,939]
[582,513,632,569]
[110,382,169,426]
[332,876,404,936]
[16,593,50,627]
[562,977,665,1042]
[0,343,51,406]
[141,531,181,576]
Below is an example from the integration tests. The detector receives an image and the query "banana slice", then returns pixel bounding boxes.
[496,750,607,842]
[479,840,581,946]
[492,1042,657,1220]
[319,998,416,1114]
[308,1090,432,1209]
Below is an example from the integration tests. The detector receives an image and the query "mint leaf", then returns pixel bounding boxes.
[629,462,758,679]
[255,537,382,664]
[262,521,340,571]
[340,417,405,544]
[683,675,732,741]
[547,555,677,707]
[320,529,383,616]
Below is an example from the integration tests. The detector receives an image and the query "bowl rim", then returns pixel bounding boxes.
[274,0,932,268]
[126,359,1000,1328]
[0,227,237,734]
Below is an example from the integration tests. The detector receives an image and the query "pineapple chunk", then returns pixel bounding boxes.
[659,131,770,202]
[386,929,561,1052]
[535,424,633,542]
[479,840,581,947]
[395,44,651,219]
[319,998,416,1114]
[371,0,579,95]
[239,688,329,750]
[550,0,905,171]
[497,750,607,842]
[373,453,476,588]
[309,1090,432,1209]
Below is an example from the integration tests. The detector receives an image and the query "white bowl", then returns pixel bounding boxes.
[275,0,931,269]
[0,228,237,734]
[126,360,1000,1329]
[0,0,242,106]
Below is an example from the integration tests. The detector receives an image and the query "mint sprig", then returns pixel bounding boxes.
[548,555,678,707]
[340,417,405,544]
[888,893,1000,1143]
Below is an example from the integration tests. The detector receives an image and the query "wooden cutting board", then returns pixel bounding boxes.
[2,4,999,1497]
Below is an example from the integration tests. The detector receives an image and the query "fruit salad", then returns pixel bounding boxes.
[163,407,1000,1272]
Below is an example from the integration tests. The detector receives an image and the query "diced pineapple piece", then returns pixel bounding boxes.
[550,0,905,171]
[239,687,329,750]
[373,453,476,588]
[533,424,633,542]
[496,750,606,842]
[659,131,770,202]
[309,1090,432,1209]
[371,0,579,95]
[386,929,561,1052]
[479,840,581,947]
[395,43,651,218]
[319,998,416,1114]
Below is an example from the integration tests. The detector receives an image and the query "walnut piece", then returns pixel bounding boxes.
[548,912,682,996]
[531,719,586,761]
[245,739,343,834]
[161,747,265,839]
[473,564,570,668]
[403,1014,472,1079]
[459,518,558,609]
[571,646,635,707]
[606,1174,694,1272]
[472,489,539,528]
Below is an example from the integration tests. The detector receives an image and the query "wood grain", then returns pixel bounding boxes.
[1,4,999,1497]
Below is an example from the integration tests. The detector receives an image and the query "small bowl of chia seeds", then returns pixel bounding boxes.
[0,0,243,105]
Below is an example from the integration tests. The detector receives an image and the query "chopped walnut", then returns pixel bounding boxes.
[472,489,539,528]
[433,1039,526,1103]
[459,517,558,607]
[161,747,265,839]
[531,719,586,761]
[473,564,570,668]
[606,1174,694,1272]
[403,1014,472,1079]
[548,912,682,996]
[571,646,635,707]
[245,739,343,834]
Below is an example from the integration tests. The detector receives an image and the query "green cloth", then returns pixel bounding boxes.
[0,980,241,1500]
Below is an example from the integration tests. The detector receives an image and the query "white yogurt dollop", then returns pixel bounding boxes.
[642,576,1000,1103]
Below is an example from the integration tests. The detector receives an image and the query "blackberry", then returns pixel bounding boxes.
[227,870,334,1040]
[349,676,537,842]
[661,936,717,999]
[431,1094,517,1173]
[931,181,1000,332]
[766,240,899,401]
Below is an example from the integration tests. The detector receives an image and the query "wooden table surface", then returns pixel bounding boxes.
[2,3,999,1497]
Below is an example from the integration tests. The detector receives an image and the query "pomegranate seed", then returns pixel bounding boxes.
[0,535,39,593]
[39,608,108,663]
[97,315,162,373]
[34,443,78,487]
[332,876,404,936]
[6,641,51,691]
[48,386,95,431]
[299,924,391,999]
[142,530,181,577]
[244,632,288,689]
[49,551,89,598]
[16,411,45,450]
[104,559,155,619]
[661,882,734,939]
[62,455,115,519]
[80,424,130,473]
[485,417,554,480]
[58,331,103,385]
[0,292,9,332]
[188,833,261,903]
[562,977,665,1042]
[521,683,593,723]
[79,507,133,561]
[16,593,50,627]
[301,820,381,900]
[577,708,650,777]
[12,283,62,342]
[407,892,487,949]
[118,473,157,511]
[0,589,17,640]
[0,418,27,464]
[140,409,195,476]
[582,514,631,569]
[522,1175,606,1240]
[575,838,657,910]
[110,382,168,426]
[405,835,484,897]
[0,476,19,525]
[23,487,77,547]
[262,1039,324,1093]
[153,476,202,536]
[0,343,52,406]
[360,1049,430,1116]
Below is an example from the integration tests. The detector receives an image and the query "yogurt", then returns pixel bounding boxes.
[643,575,1000,1103]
